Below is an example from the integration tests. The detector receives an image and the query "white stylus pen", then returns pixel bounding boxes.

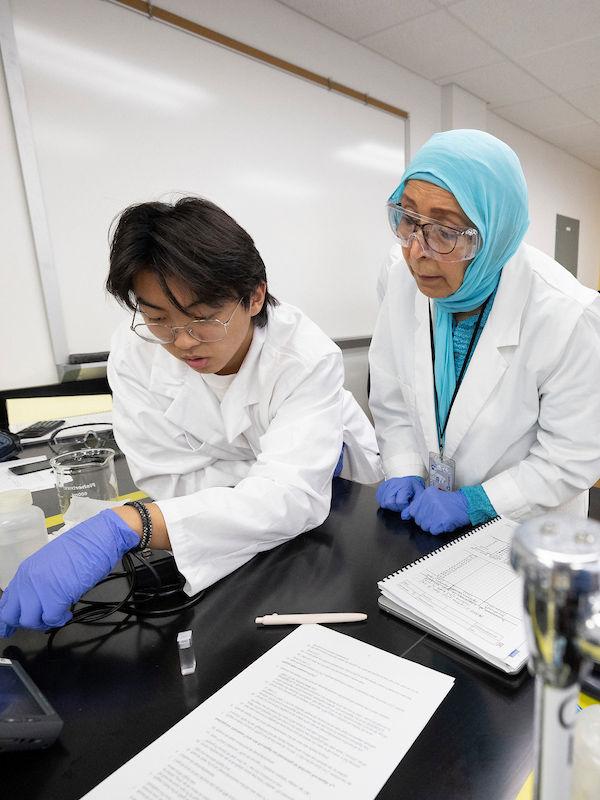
[255,612,367,625]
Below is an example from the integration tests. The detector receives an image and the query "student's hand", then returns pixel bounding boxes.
[376,476,425,512]
[333,445,345,478]
[0,510,140,636]
[402,486,469,535]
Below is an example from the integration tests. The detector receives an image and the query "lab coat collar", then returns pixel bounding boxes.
[443,250,532,459]
[412,249,530,461]
[149,324,266,447]
[220,324,266,442]
[413,292,439,456]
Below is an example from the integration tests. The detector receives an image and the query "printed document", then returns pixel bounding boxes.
[82,624,454,799]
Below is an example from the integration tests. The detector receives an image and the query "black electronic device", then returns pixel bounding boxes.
[129,549,187,598]
[8,459,50,476]
[17,420,65,440]
[0,431,21,462]
[0,658,63,751]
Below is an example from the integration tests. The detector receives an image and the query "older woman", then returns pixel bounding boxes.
[370,129,600,535]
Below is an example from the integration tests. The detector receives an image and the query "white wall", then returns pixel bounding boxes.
[441,83,488,132]
[488,113,600,290]
[1,0,599,391]
[0,60,57,390]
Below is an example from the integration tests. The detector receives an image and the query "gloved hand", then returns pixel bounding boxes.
[333,445,345,478]
[376,476,425,512]
[402,486,469,535]
[0,509,140,637]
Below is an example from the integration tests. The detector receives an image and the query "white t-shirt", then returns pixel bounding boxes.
[200,371,236,402]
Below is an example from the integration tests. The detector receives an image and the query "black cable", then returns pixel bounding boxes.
[114,592,206,617]
[46,616,137,651]
[45,552,205,648]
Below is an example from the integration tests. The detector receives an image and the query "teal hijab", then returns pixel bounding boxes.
[389,129,529,441]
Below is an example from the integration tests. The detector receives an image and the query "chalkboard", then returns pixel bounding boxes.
[10,0,406,362]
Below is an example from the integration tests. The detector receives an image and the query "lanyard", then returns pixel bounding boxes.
[429,295,491,453]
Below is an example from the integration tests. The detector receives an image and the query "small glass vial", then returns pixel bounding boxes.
[177,630,196,675]
[0,489,47,589]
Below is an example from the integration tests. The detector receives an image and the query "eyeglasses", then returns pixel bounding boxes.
[130,298,244,344]
[48,423,119,456]
[387,202,480,262]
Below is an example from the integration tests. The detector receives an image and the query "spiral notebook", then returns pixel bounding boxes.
[378,517,528,674]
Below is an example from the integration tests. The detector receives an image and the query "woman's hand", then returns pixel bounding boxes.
[402,486,469,535]
[376,476,425,512]
[0,510,140,637]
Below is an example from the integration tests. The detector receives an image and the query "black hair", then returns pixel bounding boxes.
[106,196,277,326]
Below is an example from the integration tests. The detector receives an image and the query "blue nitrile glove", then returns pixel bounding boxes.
[333,445,345,478]
[402,486,470,535]
[376,476,426,512]
[0,509,140,636]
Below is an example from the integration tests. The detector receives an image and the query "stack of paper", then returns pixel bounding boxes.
[379,517,528,673]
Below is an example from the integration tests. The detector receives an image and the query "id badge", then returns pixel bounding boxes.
[428,451,456,492]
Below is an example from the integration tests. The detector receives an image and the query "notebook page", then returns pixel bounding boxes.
[379,518,528,666]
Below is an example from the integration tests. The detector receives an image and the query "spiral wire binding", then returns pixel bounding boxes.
[381,516,501,583]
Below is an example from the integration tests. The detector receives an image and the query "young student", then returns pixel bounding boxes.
[0,197,381,636]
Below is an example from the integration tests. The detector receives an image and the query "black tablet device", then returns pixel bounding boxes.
[0,658,63,751]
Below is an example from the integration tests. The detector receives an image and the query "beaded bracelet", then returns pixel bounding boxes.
[124,500,153,551]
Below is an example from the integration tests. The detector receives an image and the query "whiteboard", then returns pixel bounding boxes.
[11,0,405,354]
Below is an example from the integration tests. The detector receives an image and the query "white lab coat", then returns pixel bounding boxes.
[369,242,600,521]
[108,303,382,593]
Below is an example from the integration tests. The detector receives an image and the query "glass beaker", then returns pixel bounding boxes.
[50,448,119,514]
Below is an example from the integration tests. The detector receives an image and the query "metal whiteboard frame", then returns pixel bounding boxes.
[0,0,68,378]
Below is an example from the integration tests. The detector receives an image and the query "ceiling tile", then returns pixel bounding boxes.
[361,9,501,80]
[437,61,551,108]
[517,36,600,94]
[566,85,600,124]
[537,121,600,151]
[448,0,600,58]
[493,95,590,135]
[276,0,436,40]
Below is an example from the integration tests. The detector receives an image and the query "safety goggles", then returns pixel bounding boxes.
[48,423,120,456]
[387,203,481,262]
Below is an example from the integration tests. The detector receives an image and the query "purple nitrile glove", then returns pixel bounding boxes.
[402,486,470,535]
[376,476,425,513]
[0,509,140,636]
[333,445,345,478]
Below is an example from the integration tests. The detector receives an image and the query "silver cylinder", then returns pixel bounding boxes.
[511,514,600,800]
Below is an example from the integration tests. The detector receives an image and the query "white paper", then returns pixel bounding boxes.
[82,625,454,800]
[379,517,527,669]
[0,455,55,492]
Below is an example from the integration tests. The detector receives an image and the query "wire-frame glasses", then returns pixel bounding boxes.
[131,298,244,344]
